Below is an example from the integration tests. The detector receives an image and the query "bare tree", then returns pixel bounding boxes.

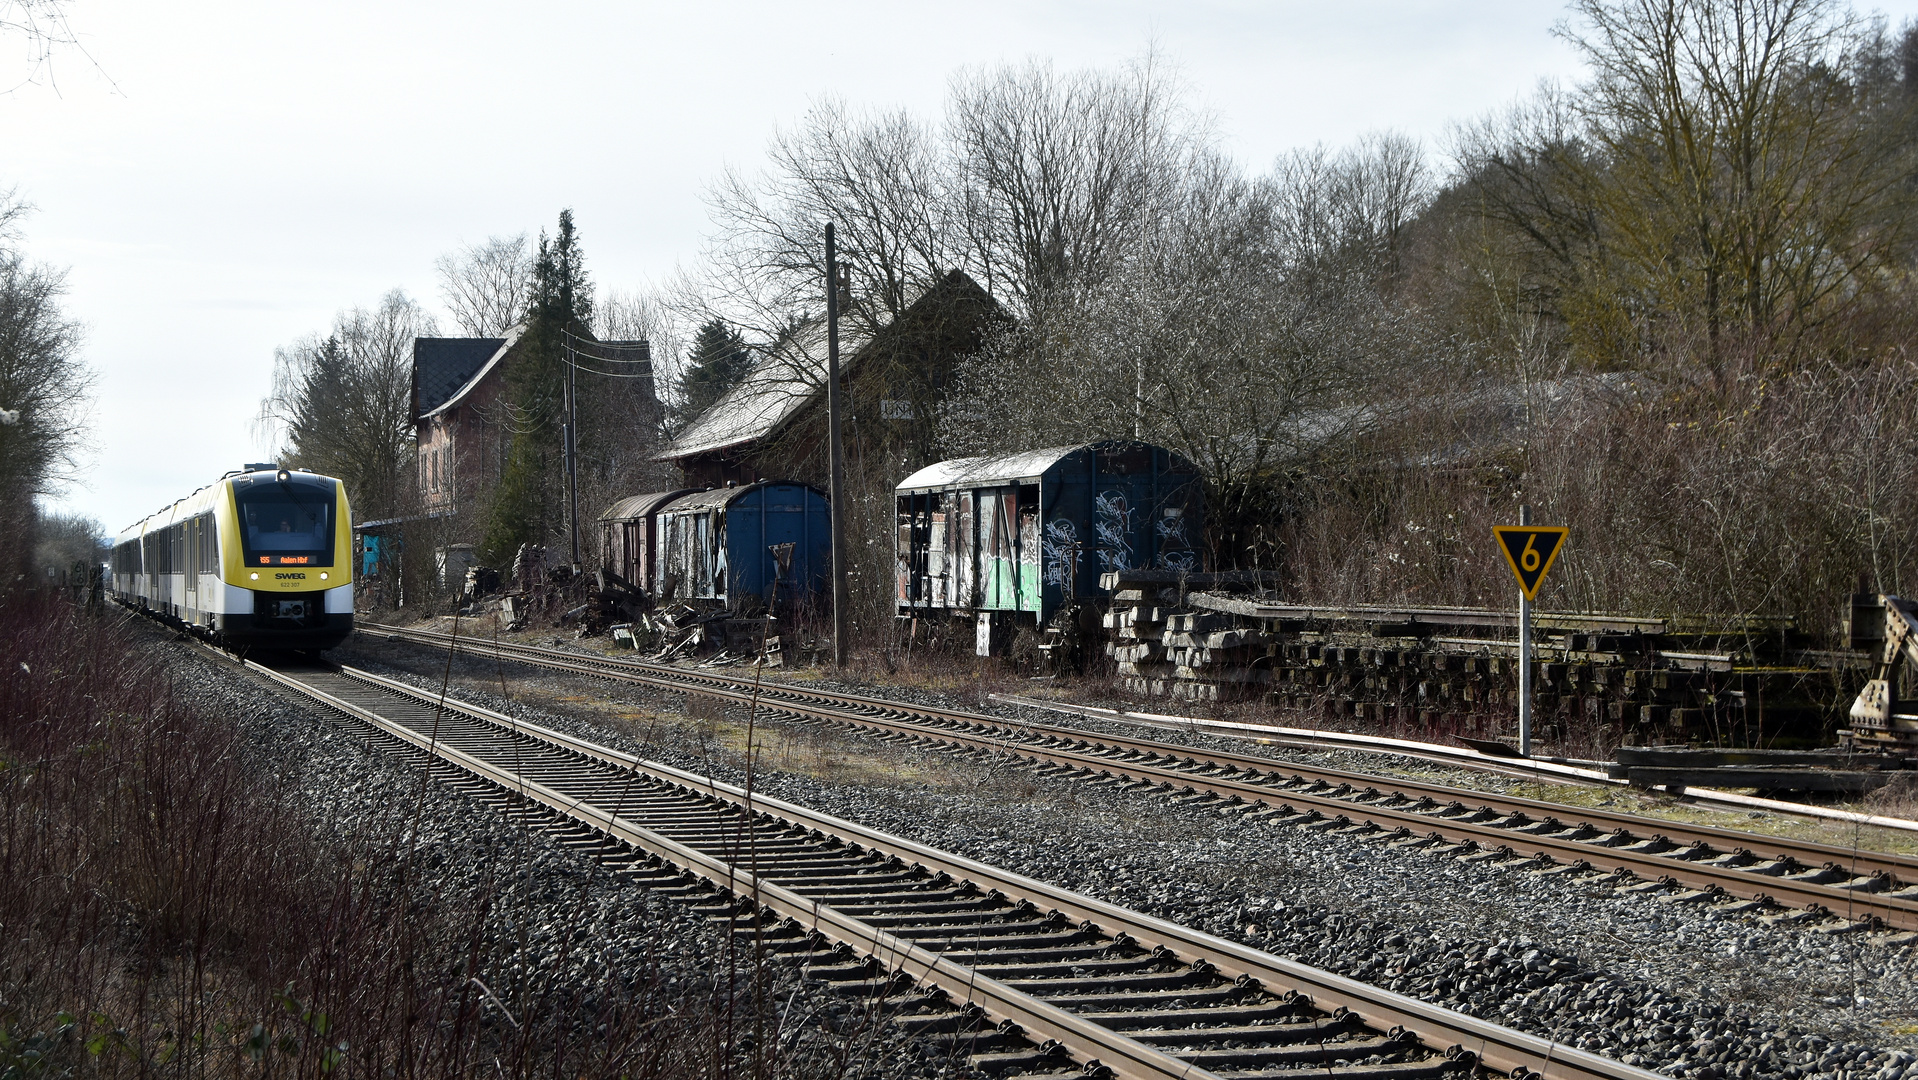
[0,193,88,497]
[598,285,686,401]
[686,53,1208,357]
[33,508,101,579]
[0,190,87,583]
[948,53,1206,308]
[436,234,532,336]
[941,144,1440,552]
[259,290,437,519]
[691,99,958,357]
[1,0,88,92]
[1273,131,1433,286]
[572,286,677,511]
[1454,0,1918,371]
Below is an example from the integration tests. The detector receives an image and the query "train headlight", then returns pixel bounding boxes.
[250,572,259,580]
[320,572,328,580]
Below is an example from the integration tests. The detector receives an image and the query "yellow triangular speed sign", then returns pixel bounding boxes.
[1492,526,1567,601]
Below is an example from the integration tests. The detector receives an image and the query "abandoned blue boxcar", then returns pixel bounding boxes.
[655,481,831,608]
[894,441,1204,626]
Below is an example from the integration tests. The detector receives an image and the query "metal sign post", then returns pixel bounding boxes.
[1517,506,1532,755]
[1492,509,1568,758]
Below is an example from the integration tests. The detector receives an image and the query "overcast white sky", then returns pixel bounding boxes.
[9,0,1917,532]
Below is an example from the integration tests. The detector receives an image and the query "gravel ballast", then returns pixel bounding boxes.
[331,633,1918,1080]
[141,621,970,1079]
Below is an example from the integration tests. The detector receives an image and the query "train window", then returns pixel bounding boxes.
[235,478,337,568]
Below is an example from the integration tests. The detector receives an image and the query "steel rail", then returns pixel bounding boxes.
[239,646,1660,1080]
[990,693,1918,836]
[237,659,1208,1080]
[359,623,1918,931]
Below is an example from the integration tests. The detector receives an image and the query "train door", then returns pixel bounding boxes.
[895,494,914,605]
[170,521,185,617]
[655,516,678,599]
[977,489,998,608]
[629,520,646,592]
[980,487,1019,610]
[955,491,975,609]
[1016,484,1040,613]
[184,514,198,615]
[927,493,948,607]
[756,487,808,605]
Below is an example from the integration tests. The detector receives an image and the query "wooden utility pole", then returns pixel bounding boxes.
[563,335,581,570]
[825,224,850,666]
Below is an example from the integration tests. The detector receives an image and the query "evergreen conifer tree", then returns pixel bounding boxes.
[670,318,754,432]
[481,210,593,565]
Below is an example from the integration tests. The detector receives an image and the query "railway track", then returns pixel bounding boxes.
[220,644,1657,1080]
[359,622,1918,934]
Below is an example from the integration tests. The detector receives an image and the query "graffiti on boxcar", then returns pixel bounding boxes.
[1094,491,1133,572]
[1158,548,1198,572]
[1155,510,1196,572]
[1042,518,1079,588]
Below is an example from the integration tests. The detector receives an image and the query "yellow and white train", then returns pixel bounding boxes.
[110,464,355,650]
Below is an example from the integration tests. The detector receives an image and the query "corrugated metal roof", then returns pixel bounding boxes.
[414,336,507,418]
[658,351,824,460]
[658,481,825,514]
[598,489,698,522]
[896,444,1086,491]
[658,305,894,462]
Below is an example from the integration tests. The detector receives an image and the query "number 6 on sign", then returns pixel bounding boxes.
[1493,525,1568,600]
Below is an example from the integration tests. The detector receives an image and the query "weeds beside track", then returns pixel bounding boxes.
[1,595,894,1080]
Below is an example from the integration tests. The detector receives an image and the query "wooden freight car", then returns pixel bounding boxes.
[895,441,1203,641]
[597,488,697,593]
[654,481,832,609]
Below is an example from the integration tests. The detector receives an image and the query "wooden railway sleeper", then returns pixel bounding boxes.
[1616,834,1678,855]
[1783,863,1856,885]
[1830,871,1899,893]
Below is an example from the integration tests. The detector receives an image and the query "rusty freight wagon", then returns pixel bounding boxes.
[655,481,832,608]
[895,441,1203,631]
[598,489,697,593]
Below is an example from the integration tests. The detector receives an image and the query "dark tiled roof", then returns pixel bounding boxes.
[414,337,505,419]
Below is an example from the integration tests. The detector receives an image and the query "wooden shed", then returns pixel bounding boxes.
[597,489,697,593]
[894,441,1204,626]
[655,481,832,608]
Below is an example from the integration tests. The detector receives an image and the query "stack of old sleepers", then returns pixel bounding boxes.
[1096,586,1865,748]
[1104,586,1175,695]
[1153,612,1273,701]
[1100,570,1281,700]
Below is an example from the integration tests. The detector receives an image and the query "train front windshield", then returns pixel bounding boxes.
[236,480,338,568]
